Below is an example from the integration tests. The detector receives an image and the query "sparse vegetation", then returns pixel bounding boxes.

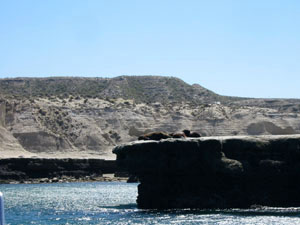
[0,76,239,105]
[1,76,300,160]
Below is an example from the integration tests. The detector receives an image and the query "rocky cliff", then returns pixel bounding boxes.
[113,135,300,209]
[1,76,300,159]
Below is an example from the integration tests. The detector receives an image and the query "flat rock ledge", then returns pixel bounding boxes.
[0,158,121,183]
[113,135,300,209]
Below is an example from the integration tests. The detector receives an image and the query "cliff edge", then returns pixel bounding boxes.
[113,135,300,209]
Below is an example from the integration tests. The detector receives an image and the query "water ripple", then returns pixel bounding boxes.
[1,182,300,224]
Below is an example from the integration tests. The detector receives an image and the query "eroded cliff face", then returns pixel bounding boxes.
[1,96,300,159]
[1,76,300,159]
[113,135,300,209]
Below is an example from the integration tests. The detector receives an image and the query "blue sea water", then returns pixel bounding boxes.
[1,182,300,225]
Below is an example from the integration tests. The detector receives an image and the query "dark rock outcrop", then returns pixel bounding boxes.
[113,135,300,209]
[0,158,118,182]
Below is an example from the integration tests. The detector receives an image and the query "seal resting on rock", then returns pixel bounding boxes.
[138,130,201,141]
[189,132,201,137]
[170,132,186,138]
[138,132,171,141]
[183,129,201,137]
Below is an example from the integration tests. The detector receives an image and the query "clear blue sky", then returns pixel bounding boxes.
[0,0,300,98]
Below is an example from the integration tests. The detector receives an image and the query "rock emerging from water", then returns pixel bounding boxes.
[113,135,300,209]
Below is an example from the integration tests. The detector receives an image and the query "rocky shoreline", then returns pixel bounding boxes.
[0,157,130,184]
[1,174,128,185]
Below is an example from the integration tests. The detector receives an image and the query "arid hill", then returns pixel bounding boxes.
[1,76,300,159]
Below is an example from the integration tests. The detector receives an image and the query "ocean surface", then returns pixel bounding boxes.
[1,182,300,224]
